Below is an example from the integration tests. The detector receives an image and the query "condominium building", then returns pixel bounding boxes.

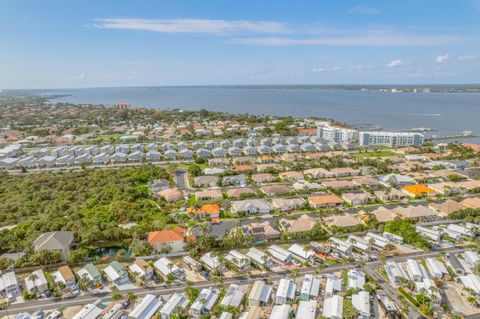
[359,131,424,147]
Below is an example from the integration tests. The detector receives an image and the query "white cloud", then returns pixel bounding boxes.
[435,53,450,63]
[93,18,289,35]
[459,55,480,61]
[385,59,405,68]
[348,6,381,15]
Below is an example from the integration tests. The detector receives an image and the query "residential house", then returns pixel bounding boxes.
[308,194,343,208]
[279,214,317,234]
[226,187,256,198]
[154,257,185,280]
[193,175,218,188]
[251,173,276,184]
[129,294,162,319]
[279,171,304,182]
[53,265,76,289]
[275,278,296,304]
[129,259,154,281]
[77,263,102,285]
[159,293,189,319]
[260,184,292,196]
[148,227,188,253]
[352,291,371,318]
[0,272,19,297]
[300,274,320,300]
[187,204,220,219]
[269,305,291,319]
[242,221,281,241]
[104,261,129,285]
[270,197,305,211]
[25,269,48,294]
[200,252,223,271]
[246,247,274,268]
[402,184,437,198]
[33,231,74,259]
[220,284,245,308]
[322,295,343,319]
[341,192,376,206]
[156,188,183,202]
[190,287,220,318]
[268,245,293,264]
[194,189,223,202]
[248,281,273,307]
[296,300,317,319]
[225,250,251,271]
[222,174,247,186]
[230,199,271,214]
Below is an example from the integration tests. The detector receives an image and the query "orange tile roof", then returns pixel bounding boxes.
[58,265,75,281]
[232,165,255,172]
[148,227,185,244]
[308,194,343,204]
[187,204,220,215]
[403,184,436,195]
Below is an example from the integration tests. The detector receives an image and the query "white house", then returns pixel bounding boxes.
[129,294,162,319]
[154,257,185,280]
[268,245,293,264]
[225,250,250,271]
[275,278,296,304]
[159,293,189,319]
[300,274,320,301]
[322,295,343,319]
[248,280,273,307]
[190,287,220,318]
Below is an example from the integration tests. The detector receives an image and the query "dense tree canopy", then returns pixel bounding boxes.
[0,166,171,253]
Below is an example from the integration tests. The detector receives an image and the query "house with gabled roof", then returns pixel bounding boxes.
[33,231,74,259]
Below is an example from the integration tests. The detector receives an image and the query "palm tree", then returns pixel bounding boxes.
[29,273,39,296]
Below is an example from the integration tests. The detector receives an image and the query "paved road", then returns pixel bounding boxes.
[1,246,467,316]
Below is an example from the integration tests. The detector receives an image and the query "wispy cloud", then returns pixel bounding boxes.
[459,55,480,61]
[348,6,381,15]
[93,18,289,35]
[435,53,450,63]
[92,17,477,47]
[385,59,405,68]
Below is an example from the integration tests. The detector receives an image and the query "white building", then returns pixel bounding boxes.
[0,271,20,296]
[322,295,343,319]
[225,250,251,271]
[190,287,220,318]
[425,258,449,279]
[154,257,185,280]
[72,304,102,319]
[129,294,162,319]
[159,293,189,319]
[248,280,273,307]
[406,259,425,282]
[348,269,366,290]
[325,274,342,296]
[352,291,371,318]
[300,274,320,300]
[329,237,353,256]
[246,247,273,268]
[296,300,317,319]
[288,243,315,261]
[385,261,409,285]
[317,124,358,143]
[268,245,292,264]
[220,284,245,308]
[275,278,296,304]
[269,304,291,319]
[359,131,424,147]
[25,269,48,294]
[364,232,390,249]
[200,252,223,271]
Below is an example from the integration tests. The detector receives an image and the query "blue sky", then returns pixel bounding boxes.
[1,0,480,88]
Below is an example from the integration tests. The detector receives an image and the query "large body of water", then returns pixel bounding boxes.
[44,86,480,142]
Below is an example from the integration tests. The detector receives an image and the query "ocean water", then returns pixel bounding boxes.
[43,86,480,141]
